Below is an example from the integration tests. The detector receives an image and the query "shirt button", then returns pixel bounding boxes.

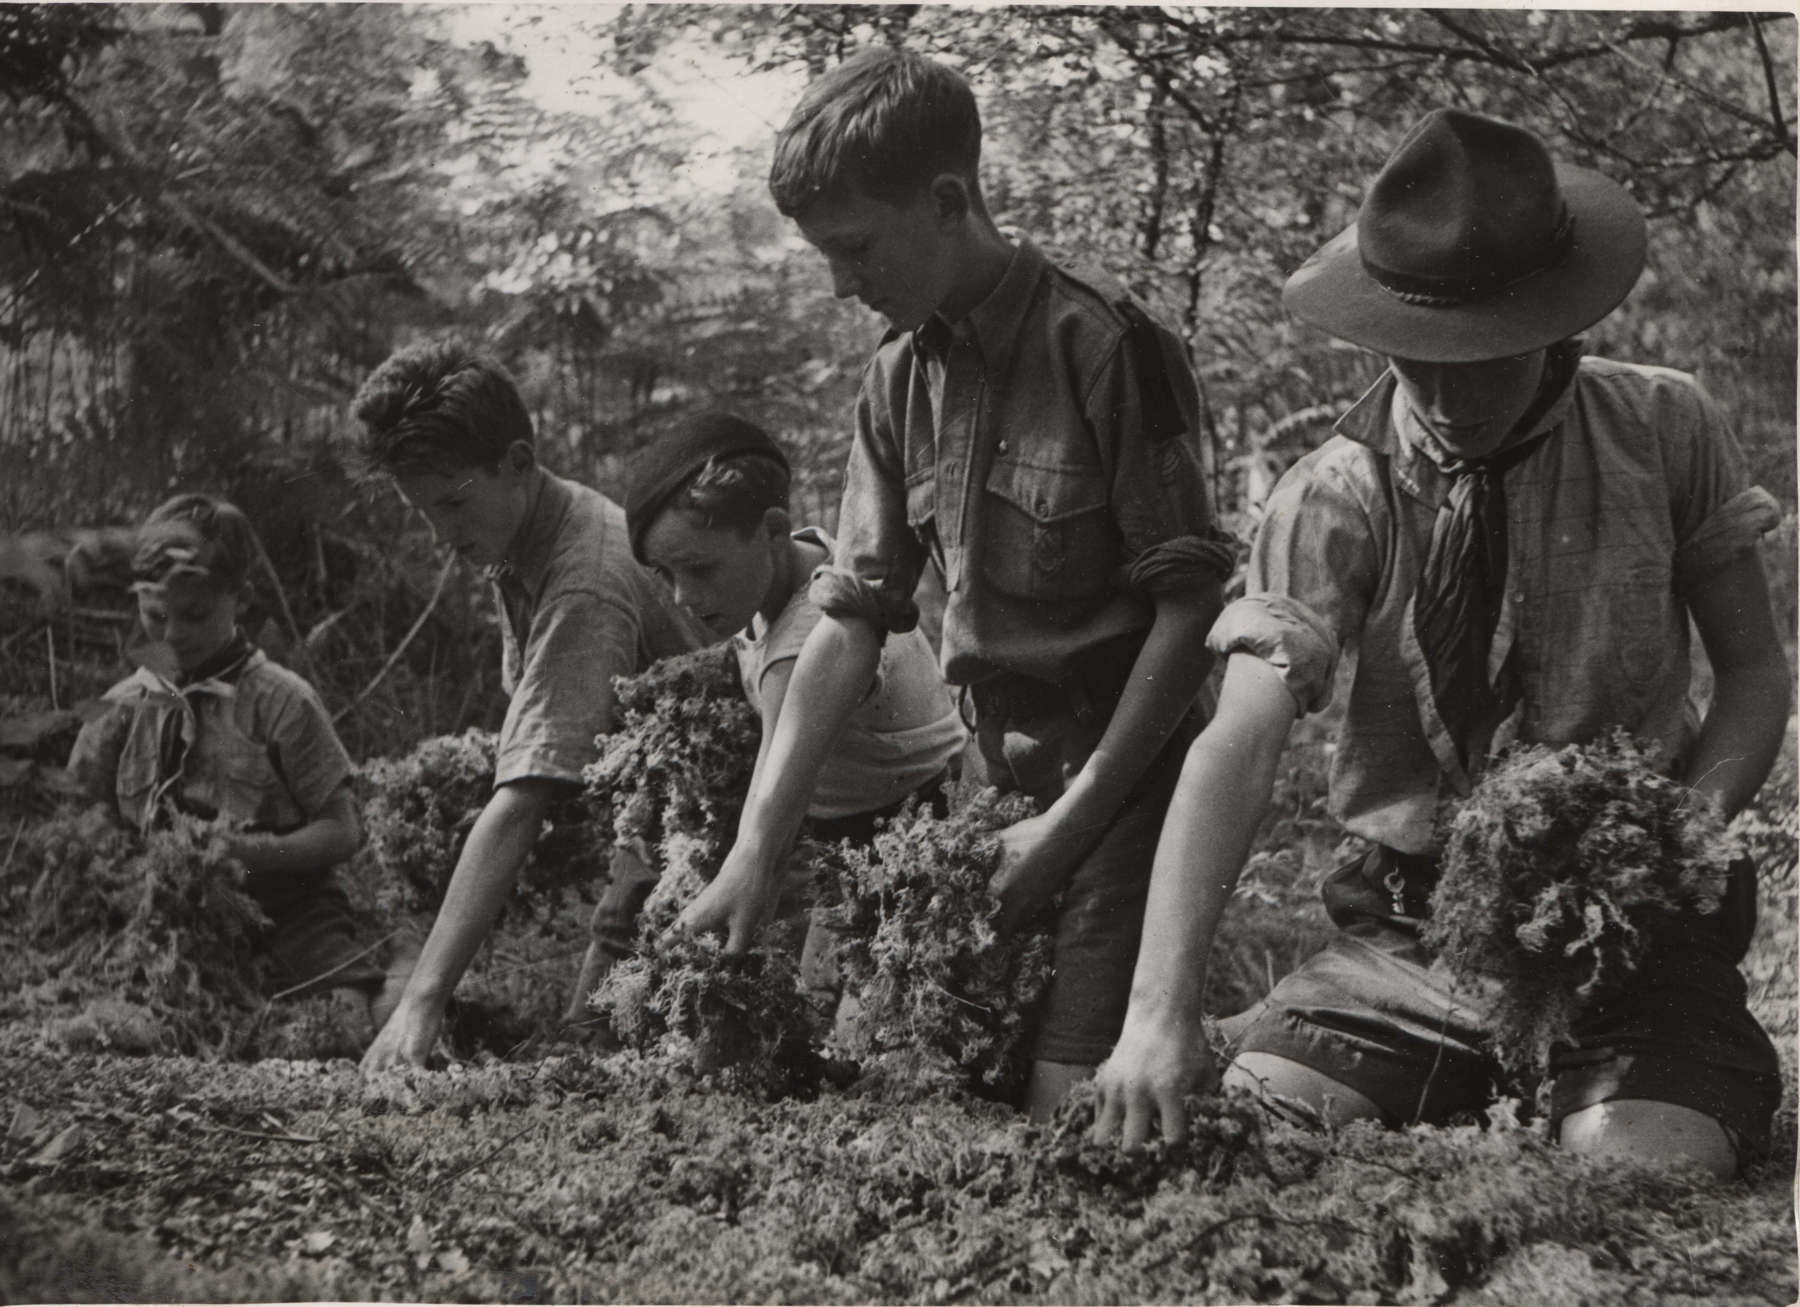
[997,440,1008,454]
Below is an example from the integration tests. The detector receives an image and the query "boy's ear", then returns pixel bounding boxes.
[504,441,536,475]
[929,174,973,225]
[761,506,792,541]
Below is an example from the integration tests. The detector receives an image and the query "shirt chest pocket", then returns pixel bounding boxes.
[981,458,1114,601]
[211,719,299,831]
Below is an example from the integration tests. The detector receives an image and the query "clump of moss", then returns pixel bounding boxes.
[1029,1080,1272,1198]
[581,647,816,1092]
[593,930,822,1099]
[3,807,270,1054]
[359,729,606,918]
[816,787,1053,1099]
[583,645,761,889]
[358,729,495,916]
[1425,731,1736,1074]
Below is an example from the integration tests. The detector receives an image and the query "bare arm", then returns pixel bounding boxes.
[991,587,1222,927]
[222,783,361,876]
[361,777,557,1072]
[1090,652,1297,1147]
[1683,549,1791,817]
[678,614,879,951]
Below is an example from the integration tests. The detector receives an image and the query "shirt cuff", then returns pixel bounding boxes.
[1124,529,1241,599]
[1205,593,1339,715]
[1674,486,1782,594]
[809,565,919,636]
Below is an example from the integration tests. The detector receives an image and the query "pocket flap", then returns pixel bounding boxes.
[984,458,1107,523]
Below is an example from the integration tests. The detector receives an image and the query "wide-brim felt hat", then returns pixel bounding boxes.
[1283,108,1647,363]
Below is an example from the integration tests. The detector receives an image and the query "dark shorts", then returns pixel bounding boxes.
[246,871,387,997]
[972,641,1201,1068]
[1225,846,1783,1155]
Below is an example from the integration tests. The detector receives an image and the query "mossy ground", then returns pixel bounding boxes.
[1,711,1793,1304]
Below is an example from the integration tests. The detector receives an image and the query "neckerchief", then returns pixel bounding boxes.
[1410,352,1576,775]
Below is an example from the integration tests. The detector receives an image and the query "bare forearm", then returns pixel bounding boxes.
[1123,655,1295,1033]
[731,615,880,866]
[406,783,551,1004]
[227,789,360,876]
[1059,590,1221,828]
[1684,659,1791,818]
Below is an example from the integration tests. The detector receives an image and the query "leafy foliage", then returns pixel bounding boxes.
[357,727,608,920]
[583,643,760,891]
[1,1045,1791,1305]
[357,730,499,917]
[1,806,269,1054]
[593,931,823,1100]
[1424,731,1738,1074]
[817,787,1052,1098]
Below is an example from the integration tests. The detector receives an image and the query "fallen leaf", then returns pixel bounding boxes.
[31,1123,83,1166]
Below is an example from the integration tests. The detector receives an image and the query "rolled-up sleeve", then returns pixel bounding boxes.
[1661,380,1783,594]
[810,367,927,636]
[1206,594,1340,714]
[1216,447,1382,715]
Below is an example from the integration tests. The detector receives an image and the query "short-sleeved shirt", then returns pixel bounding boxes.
[69,648,353,839]
[735,528,966,820]
[491,469,708,787]
[812,238,1237,687]
[1210,349,1781,854]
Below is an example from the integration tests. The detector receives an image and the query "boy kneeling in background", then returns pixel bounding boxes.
[68,494,402,1031]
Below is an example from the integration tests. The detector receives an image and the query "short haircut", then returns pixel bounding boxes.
[769,46,982,217]
[665,453,791,539]
[132,493,258,594]
[350,340,533,476]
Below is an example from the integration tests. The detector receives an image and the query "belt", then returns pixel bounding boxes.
[965,631,1146,727]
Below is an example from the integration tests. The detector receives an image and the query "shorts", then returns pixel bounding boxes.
[973,644,1200,1067]
[245,870,387,997]
[1226,846,1782,1155]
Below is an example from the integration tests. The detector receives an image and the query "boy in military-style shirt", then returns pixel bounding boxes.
[682,48,1237,1118]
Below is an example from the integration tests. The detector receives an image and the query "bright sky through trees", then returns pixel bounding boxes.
[441,3,804,197]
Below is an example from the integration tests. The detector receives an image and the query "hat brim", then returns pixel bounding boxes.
[1282,163,1646,363]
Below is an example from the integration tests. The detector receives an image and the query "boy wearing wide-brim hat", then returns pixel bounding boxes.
[1090,108,1789,1177]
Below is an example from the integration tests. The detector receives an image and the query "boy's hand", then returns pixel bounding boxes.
[989,810,1087,932]
[360,994,443,1074]
[677,846,783,954]
[1090,1014,1215,1149]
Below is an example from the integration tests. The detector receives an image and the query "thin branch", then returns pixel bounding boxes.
[332,557,453,723]
[1749,15,1792,152]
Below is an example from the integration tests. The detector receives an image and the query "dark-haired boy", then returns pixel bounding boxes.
[1092,109,1788,1178]
[691,48,1237,1117]
[68,494,395,1026]
[350,341,707,1072]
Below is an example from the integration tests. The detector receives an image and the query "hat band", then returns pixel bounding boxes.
[1363,208,1576,308]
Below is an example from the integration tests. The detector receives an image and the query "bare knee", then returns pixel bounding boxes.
[1558,1098,1738,1180]
[1224,1052,1383,1126]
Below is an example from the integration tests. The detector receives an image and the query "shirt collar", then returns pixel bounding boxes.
[486,468,562,595]
[1335,339,1587,476]
[913,238,1045,376]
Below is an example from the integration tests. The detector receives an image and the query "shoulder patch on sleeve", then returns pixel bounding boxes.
[1117,299,1187,447]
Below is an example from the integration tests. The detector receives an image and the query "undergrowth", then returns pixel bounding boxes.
[0,807,353,1058]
